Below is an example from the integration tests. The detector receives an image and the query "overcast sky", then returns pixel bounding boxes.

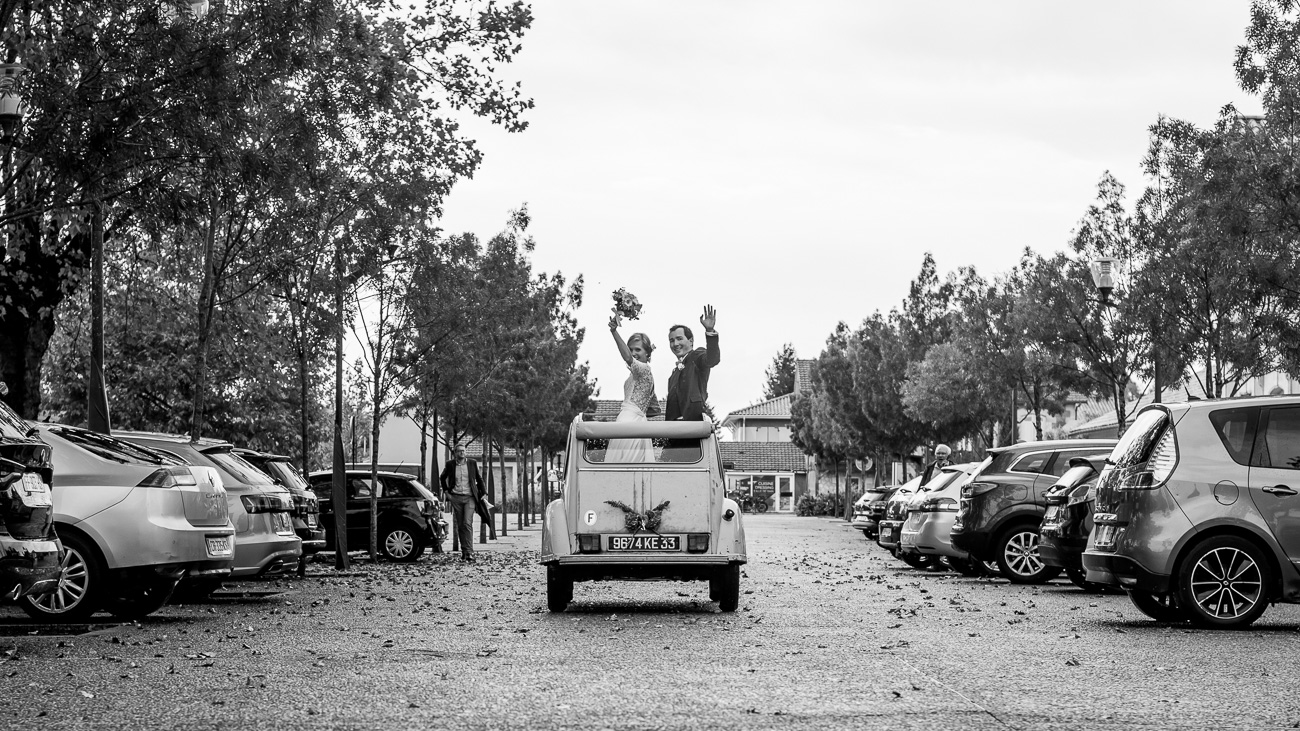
[434,1,1259,421]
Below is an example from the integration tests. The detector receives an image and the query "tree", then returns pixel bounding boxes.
[762,343,797,400]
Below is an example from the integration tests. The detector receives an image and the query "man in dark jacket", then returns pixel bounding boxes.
[440,444,486,561]
[666,305,720,421]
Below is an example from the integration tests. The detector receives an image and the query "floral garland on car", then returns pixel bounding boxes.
[605,500,670,533]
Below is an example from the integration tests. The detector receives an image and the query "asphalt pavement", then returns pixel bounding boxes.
[1,514,1298,730]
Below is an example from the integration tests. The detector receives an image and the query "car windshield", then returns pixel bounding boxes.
[0,400,29,439]
[583,438,702,464]
[1108,410,1169,467]
[48,427,178,465]
[205,449,276,486]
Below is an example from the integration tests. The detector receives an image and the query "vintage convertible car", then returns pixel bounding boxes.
[540,418,747,612]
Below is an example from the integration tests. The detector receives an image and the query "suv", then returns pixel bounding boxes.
[851,483,899,538]
[951,439,1114,583]
[236,449,326,567]
[540,418,747,612]
[306,470,445,561]
[1084,397,1300,628]
[0,398,62,603]
[116,432,301,591]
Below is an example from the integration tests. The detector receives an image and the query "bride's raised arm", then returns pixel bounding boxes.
[608,313,633,365]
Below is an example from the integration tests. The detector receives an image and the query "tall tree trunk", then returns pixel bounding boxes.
[417,408,428,486]
[516,446,524,530]
[1032,378,1043,441]
[88,201,110,433]
[497,439,507,539]
[189,195,220,441]
[331,232,349,570]
[298,330,310,478]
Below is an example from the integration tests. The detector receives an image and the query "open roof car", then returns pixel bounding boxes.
[540,418,747,612]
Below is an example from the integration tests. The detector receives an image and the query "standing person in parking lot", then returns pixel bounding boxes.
[440,444,486,562]
[920,444,952,485]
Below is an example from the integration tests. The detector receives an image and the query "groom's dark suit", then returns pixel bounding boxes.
[666,332,720,421]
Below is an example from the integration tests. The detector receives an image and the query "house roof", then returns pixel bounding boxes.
[720,442,808,473]
[795,360,814,395]
[723,393,793,427]
[584,399,666,422]
[1067,381,1209,438]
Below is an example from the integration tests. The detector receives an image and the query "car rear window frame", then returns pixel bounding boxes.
[581,437,704,465]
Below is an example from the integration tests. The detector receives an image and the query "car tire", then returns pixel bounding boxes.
[1173,536,1271,630]
[713,563,740,612]
[900,552,939,570]
[862,530,871,538]
[104,576,179,620]
[1128,589,1185,623]
[381,524,426,562]
[995,525,1062,584]
[546,565,572,612]
[21,533,103,621]
[755,501,768,514]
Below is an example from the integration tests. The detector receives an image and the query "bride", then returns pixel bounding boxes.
[605,314,657,463]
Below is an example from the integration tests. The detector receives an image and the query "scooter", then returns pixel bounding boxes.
[732,492,769,513]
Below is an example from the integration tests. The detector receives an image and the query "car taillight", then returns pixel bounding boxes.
[686,534,709,553]
[577,534,601,553]
[136,466,197,489]
[241,494,291,514]
[1148,430,1177,483]
[919,497,957,512]
[422,500,437,516]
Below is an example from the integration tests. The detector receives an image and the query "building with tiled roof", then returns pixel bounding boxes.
[583,398,666,422]
[720,442,809,473]
[794,359,814,395]
[722,393,793,442]
[1068,381,1210,439]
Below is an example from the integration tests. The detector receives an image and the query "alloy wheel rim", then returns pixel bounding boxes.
[1004,531,1044,576]
[31,548,88,613]
[1189,547,1263,619]
[386,530,414,558]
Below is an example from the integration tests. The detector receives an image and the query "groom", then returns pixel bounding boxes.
[666,305,720,421]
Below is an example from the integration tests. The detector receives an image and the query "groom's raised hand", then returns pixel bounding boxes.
[700,305,717,333]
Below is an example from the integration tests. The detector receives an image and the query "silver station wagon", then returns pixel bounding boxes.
[540,418,748,612]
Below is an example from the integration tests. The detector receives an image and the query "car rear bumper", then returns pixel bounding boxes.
[1038,533,1087,569]
[231,527,302,578]
[1081,550,1168,592]
[0,538,63,601]
[549,554,744,581]
[908,512,964,557]
[948,526,992,561]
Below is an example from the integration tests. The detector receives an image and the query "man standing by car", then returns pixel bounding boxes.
[440,445,486,562]
[920,444,952,485]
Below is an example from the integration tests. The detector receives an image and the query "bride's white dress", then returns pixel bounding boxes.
[605,359,655,463]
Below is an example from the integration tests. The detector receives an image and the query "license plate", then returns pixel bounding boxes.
[206,536,231,556]
[305,513,318,528]
[1093,524,1118,548]
[900,531,915,546]
[17,472,52,508]
[882,526,899,543]
[607,535,680,551]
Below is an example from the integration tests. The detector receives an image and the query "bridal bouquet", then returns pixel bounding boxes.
[611,288,643,321]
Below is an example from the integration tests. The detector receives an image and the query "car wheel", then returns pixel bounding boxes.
[713,563,740,612]
[1174,536,1271,630]
[900,552,939,570]
[21,534,103,621]
[546,565,572,612]
[104,576,179,620]
[1128,589,1185,623]
[381,524,425,562]
[946,557,987,577]
[996,525,1062,584]
[756,501,768,514]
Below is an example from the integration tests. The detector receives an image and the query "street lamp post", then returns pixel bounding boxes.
[1090,256,1160,405]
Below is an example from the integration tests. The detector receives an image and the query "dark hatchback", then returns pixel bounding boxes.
[951,439,1114,583]
[0,397,62,602]
[236,449,326,562]
[1037,458,1110,591]
[307,470,446,561]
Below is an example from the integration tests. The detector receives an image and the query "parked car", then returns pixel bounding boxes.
[0,398,62,604]
[898,462,983,574]
[540,418,747,612]
[22,424,234,620]
[1084,397,1300,628]
[116,432,300,594]
[235,449,326,565]
[851,484,899,538]
[306,469,446,561]
[875,475,925,559]
[951,439,1115,584]
[1037,457,1111,592]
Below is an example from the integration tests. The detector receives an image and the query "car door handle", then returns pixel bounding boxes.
[1262,485,1298,496]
